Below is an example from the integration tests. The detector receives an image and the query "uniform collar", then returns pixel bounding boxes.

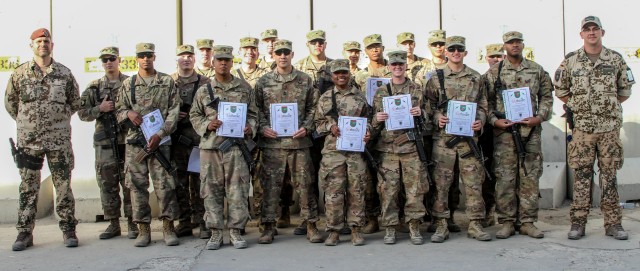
[444,64,469,77]
[211,75,241,90]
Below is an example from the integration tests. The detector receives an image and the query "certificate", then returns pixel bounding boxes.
[187,147,200,173]
[270,103,298,137]
[445,100,477,137]
[217,102,247,138]
[382,94,414,131]
[366,77,390,106]
[336,116,367,152]
[140,109,170,145]
[502,87,533,122]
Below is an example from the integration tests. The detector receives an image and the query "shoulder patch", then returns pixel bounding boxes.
[564,51,576,59]
[554,69,562,82]
[627,68,635,83]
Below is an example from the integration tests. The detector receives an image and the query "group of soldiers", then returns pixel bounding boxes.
[5,15,634,251]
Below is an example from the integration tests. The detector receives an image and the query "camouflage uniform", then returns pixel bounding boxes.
[189,75,258,230]
[554,46,635,228]
[170,71,211,228]
[485,58,554,224]
[78,73,132,220]
[115,72,180,224]
[354,61,391,90]
[5,59,81,233]
[231,66,268,89]
[315,85,371,231]
[196,39,216,79]
[195,66,216,79]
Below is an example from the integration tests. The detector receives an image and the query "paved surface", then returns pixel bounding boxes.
[2,207,640,271]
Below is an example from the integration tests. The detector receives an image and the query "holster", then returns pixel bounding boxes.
[16,151,44,170]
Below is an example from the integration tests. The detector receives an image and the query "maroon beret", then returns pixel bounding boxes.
[30,28,51,40]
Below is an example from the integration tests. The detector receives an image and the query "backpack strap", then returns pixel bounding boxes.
[130,74,137,104]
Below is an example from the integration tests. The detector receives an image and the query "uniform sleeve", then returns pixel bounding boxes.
[425,78,443,124]
[553,59,571,99]
[371,86,386,129]
[302,77,318,134]
[617,58,635,97]
[4,73,19,120]
[254,78,270,134]
[156,80,181,138]
[482,72,500,126]
[475,76,489,127]
[77,83,102,122]
[246,85,259,138]
[314,93,335,135]
[189,85,211,137]
[115,78,132,123]
[66,73,82,115]
[537,69,555,121]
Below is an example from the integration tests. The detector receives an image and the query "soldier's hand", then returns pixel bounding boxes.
[330,124,341,137]
[410,106,422,116]
[494,119,515,129]
[148,134,161,151]
[178,111,188,121]
[438,115,449,128]
[263,127,278,138]
[99,95,115,112]
[472,120,482,131]
[519,116,541,127]
[127,110,143,126]
[244,124,252,136]
[363,130,371,143]
[207,119,222,131]
[292,127,307,139]
[376,112,389,122]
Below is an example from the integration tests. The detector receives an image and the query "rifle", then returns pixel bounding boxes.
[219,137,256,172]
[494,112,529,177]
[127,129,179,184]
[563,104,574,130]
[95,87,123,164]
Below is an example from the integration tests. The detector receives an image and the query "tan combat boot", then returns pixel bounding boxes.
[307,222,324,243]
[567,224,585,240]
[127,217,139,239]
[519,222,544,239]
[277,206,291,228]
[383,227,397,244]
[229,228,248,249]
[430,218,449,243]
[134,223,151,247]
[99,218,122,239]
[63,230,79,247]
[362,216,379,234]
[351,226,365,246]
[206,228,223,250]
[163,220,180,246]
[324,230,339,246]
[467,220,492,241]
[496,221,516,239]
[605,224,628,240]
[408,220,423,245]
[12,232,33,251]
[258,222,275,244]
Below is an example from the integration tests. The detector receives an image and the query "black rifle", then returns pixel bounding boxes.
[219,137,256,172]
[494,112,531,176]
[92,86,123,164]
[127,129,179,182]
[563,104,574,130]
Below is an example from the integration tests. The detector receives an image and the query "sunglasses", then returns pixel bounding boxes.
[136,52,154,59]
[430,42,445,47]
[101,56,117,63]
[446,46,465,53]
[309,40,325,46]
[274,49,291,56]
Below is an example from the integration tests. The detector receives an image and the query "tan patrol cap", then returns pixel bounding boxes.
[581,15,602,29]
[99,47,119,58]
[307,30,326,41]
[330,59,350,73]
[363,34,383,48]
[387,50,407,64]
[445,36,465,48]
[486,44,504,56]
[428,30,446,44]
[343,41,361,51]
[196,39,214,49]
[240,37,259,48]
[135,43,155,54]
[397,32,415,44]
[503,31,524,43]
[261,29,278,40]
[176,44,194,56]
[274,39,292,51]
[213,45,233,59]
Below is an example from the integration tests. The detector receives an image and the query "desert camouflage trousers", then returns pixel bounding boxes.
[95,144,132,220]
[171,143,204,225]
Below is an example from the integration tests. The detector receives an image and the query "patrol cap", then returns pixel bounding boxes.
[397,32,415,44]
[387,50,407,64]
[135,43,155,54]
[240,37,259,48]
[503,31,523,43]
[213,45,233,59]
[30,28,51,40]
[330,59,350,73]
[176,44,194,56]
[99,47,119,58]
[363,34,383,48]
[428,30,446,44]
[581,15,602,29]
[343,41,361,51]
[485,43,504,56]
[196,39,214,49]
[261,29,278,40]
[274,39,293,51]
[445,36,466,48]
[307,30,326,41]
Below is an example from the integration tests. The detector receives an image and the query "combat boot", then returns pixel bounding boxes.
[127,217,139,239]
[99,219,122,239]
[199,222,212,239]
[362,216,379,234]
[408,220,423,245]
[467,220,492,241]
[605,224,628,240]
[134,223,151,247]
[163,220,180,246]
[229,228,248,249]
[496,221,516,239]
[174,220,193,237]
[383,227,397,244]
[293,221,307,235]
[258,222,275,244]
[567,224,585,240]
[277,206,291,228]
[12,232,33,251]
[430,218,449,243]
[206,229,223,250]
[63,230,79,247]
[519,222,544,238]
[351,227,365,246]
[324,230,339,246]
[447,212,461,233]
[306,222,324,243]
[339,223,352,235]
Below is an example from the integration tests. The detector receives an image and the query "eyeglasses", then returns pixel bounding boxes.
[274,49,291,56]
[430,42,445,47]
[136,52,154,59]
[446,46,465,53]
[309,40,325,46]
[101,56,117,63]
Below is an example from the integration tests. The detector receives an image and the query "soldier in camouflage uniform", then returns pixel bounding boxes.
[190,45,258,250]
[115,43,181,247]
[6,28,81,251]
[485,43,505,68]
[170,45,212,239]
[370,50,428,245]
[255,40,323,244]
[315,59,371,246]
[342,41,362,74]
[397,32,432,82]
[415,30,449,88]
[426,36,491,243]
[554,16,635,241]
[484,32,554,239]
[78,46,137,240]
[258,29,278,70]
[195,39,216,78]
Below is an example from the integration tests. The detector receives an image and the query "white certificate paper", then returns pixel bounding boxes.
[382,94,414,131]
[336,116,367,152]
[140,109,170,145]
[366,77,390,106]
[445,100,477,137]
[502,87,533,122]
[217,102,247,138]
[187,147,200,173]
[270,103,298,137]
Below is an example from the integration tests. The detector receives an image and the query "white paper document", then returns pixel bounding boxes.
[187,147,200,173]
[270,103,298,137]
[140,109,170,145]
[366,77,390,106]
[336,116,367,152]
[382,94,414,131]
[445,100,477,137]
[502,87,533,122]
[217,102,247,138]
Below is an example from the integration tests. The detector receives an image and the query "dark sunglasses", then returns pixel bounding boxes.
[274,49,291,56]
[101,56,117,63]
[136,52,154,59]
[430,42,445,47]
[446,46,465,53]
[309,40,325,46]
